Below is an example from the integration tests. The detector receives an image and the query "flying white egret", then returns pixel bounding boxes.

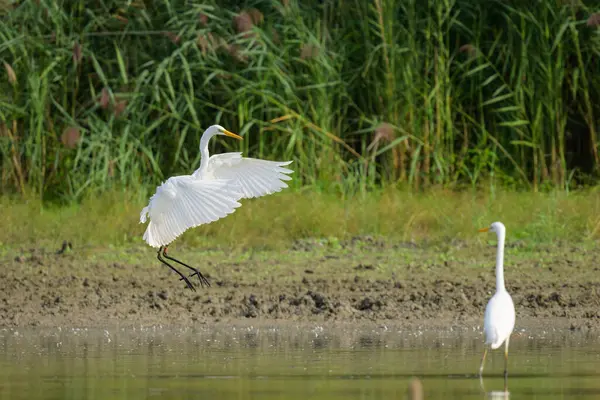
[139,124,293,290]
[478,221,516,380]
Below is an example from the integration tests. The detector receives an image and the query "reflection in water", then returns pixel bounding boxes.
[487,391,510,399]
[0,325,598,399]
[408,377,424,400]
[479,373,509,399]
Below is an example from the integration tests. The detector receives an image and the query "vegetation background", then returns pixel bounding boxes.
[1,0,600,250]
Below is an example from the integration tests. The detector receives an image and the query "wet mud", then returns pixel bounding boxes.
[1,237,599,331]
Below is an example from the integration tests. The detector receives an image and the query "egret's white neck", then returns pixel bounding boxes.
[495,228,506,291]
[197,131,217,178]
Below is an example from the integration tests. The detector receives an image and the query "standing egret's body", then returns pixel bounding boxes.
[140,125,293,290]
[478,222,515,379]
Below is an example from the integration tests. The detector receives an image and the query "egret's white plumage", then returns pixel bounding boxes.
[193,152,293,199]
[483,291,515,350]
[139,124,293,290]
[478,221,516,378]
[140,176,242,248]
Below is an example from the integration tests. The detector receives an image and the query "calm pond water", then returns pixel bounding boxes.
[0,323,599,399]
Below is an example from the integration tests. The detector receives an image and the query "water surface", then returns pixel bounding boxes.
[0,324,599,399]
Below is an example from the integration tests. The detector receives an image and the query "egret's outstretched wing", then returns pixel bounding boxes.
[139,176,242,248]
[195,152,293,199]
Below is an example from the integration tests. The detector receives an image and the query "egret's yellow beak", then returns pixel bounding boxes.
[478,227,490,233]
[222,129,243,140]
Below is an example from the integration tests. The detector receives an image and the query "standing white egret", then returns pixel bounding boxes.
[139,124,293,290]
[478,221,515,379]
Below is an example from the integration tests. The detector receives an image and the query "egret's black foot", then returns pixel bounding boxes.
[179,275,196,291]
[181,270,211,287]
[161,247,210,289]
[157,246,197,291]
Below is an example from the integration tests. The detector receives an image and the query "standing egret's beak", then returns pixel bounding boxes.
[222,129,243,140]
[478,227,490,233]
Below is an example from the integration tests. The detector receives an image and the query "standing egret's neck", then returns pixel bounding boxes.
[197,130,217,178]
[495,228,506,291]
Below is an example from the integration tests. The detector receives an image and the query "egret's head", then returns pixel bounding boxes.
[478,221,506,234]
[207,125,243,140]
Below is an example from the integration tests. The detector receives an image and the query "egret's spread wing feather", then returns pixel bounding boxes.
[140,176,242,248]
[203,152,293,199]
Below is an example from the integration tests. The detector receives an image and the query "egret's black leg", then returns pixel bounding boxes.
[162,246,211,288]
[157,246,196,291]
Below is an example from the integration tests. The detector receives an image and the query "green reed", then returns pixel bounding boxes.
[1,0,599,203]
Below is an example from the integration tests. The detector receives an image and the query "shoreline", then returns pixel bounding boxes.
[1,240,599,331]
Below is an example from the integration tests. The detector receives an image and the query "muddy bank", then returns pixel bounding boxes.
[0,238,599,331]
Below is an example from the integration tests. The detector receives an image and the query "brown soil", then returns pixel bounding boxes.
[1,237,599,331]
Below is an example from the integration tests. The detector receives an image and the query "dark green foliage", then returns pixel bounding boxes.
[1,0,599,202]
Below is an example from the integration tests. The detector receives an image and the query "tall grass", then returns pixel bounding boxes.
[1,0,600,202]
